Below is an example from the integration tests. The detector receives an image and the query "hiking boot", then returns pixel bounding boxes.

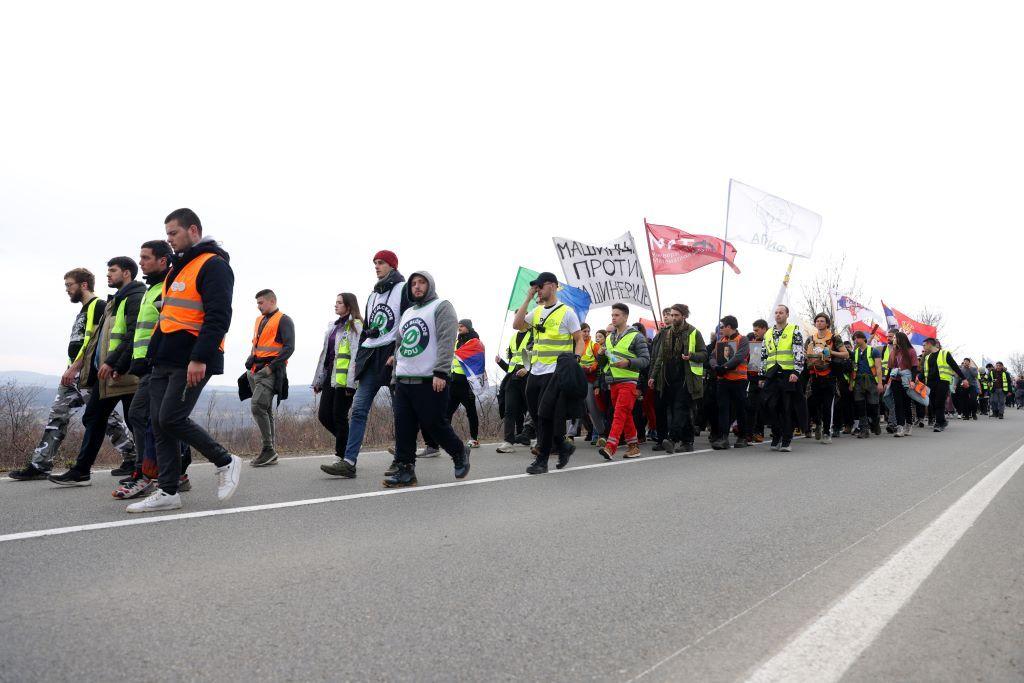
[495,442,517,453]
[681,442,695,453]
[733,439,749,449]
[113,476,154,500]
[321,458,357,478]
[126,490,182,513]
[526,459,548,475]
[556,442,575,470]
[598,446,613,460]
[384,460,401,476]
[215,455,241,501]
[661,439,675,454]
[452,447,470,479]
[514,434,532,446]
[7,464,49,481]
[110,461,135,477]
[48,469,91,486]
[652,441,664,452]
[596,437,607,448]
[178,474,192,492]
[383,464,417,488]
[416,446,440,458]
[251,449,278,467]
[623,444,641,459]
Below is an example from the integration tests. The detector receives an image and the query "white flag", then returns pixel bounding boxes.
[727,179,822,258]
[831,291,883,330]
[552,232,652,309]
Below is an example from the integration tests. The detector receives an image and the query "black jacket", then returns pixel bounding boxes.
[104,280,147,374]
[539,354,586,421]
[148,238,234,375]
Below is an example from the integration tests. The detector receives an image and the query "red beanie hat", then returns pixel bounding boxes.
[372,250,398,269]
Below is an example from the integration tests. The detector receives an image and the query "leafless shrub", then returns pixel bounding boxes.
[0,380,41,468]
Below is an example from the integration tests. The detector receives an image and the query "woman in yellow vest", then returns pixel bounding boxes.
[314,293,363,475]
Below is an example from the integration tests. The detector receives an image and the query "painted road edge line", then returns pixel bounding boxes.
[0,445,729,543]
[743,440,1024,683]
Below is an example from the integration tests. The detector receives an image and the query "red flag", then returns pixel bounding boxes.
[645,219,741,275]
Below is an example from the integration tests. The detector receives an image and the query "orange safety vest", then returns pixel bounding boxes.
[159,252,225,351]
[718,333,748,381]
[807,331,834,377]
[251,310,285,363]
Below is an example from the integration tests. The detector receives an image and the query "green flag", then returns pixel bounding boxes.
[507,266,540,312]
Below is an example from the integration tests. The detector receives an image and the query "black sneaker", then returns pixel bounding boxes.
[384,460,401,477]
[526,459,548,475]
[382,464,417,488]
[110,462,135,477]
[856,428,870,439]
[871,424,881,436]
[8,464,49,480]
[661,439,675,454]
[514,434,531,446]
[652,442,664,452]
[556,442,575,470]
[711,439,729,450]
[48,469,91,486]
[321,458,357,478]
[733,440,749,449]
[681,442,695,453]
[452,447,470,479]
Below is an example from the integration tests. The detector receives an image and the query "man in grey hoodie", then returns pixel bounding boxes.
[383,271,470,488]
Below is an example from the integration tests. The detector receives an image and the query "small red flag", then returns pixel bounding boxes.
[645,219,741,275]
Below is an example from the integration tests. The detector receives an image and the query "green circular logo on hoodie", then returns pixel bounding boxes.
[399,318,430,357]
[370,303,396,334]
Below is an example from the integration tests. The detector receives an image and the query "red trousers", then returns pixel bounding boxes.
[608,382,638,452]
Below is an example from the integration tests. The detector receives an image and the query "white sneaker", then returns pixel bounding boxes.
[126,489,182,513]
[467,439,480,449]
[905,424,912,436]
[215,454,241,501]
[416,446,440,458]
[495,442,516,453]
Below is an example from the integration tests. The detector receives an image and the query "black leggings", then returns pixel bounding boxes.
[808,375,836,433]
[447,375,479,440]
[317,385,354,457]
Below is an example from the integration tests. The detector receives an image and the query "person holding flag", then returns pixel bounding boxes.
[444,319,485,447]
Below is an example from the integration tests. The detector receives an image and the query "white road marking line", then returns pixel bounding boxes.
[0,445,722,543]
[743,440,1024,683]
[0,444,504,483]
[627,436,1024,682]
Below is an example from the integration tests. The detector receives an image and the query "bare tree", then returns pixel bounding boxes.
[915,306,945,340]
[1009,352,1024,378]
[797,254,865,333]
[0,380,41,466]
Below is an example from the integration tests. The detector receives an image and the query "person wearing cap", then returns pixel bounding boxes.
[512,271,585,474]
[322,250,411,478]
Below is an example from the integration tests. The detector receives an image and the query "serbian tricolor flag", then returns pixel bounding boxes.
[637,318,661,339]
[645,219,741,275]
[455,338,488,397]
[881,301,937,348]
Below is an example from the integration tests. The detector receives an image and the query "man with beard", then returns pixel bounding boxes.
[8,269,136,480]
[648,304,706,453]
[50,257,147,485]
[322,250,412,478]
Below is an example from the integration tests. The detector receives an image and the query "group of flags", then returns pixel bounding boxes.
[833,293,938,350]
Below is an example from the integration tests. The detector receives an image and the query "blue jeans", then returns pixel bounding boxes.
[344,365,389,463]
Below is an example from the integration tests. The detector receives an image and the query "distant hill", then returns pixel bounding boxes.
[0,371,61,387]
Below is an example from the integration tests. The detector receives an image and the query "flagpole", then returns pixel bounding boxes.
[642,221,663,326]
[717,181,733,322]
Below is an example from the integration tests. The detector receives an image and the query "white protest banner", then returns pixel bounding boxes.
[552,232,651,309]
[727,179,822,258]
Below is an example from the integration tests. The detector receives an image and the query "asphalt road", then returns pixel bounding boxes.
[2,412,1023,682]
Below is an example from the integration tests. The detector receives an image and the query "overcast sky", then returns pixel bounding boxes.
[2,2,1021,386]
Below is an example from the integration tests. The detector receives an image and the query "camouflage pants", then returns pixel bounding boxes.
[31,383,136,470]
